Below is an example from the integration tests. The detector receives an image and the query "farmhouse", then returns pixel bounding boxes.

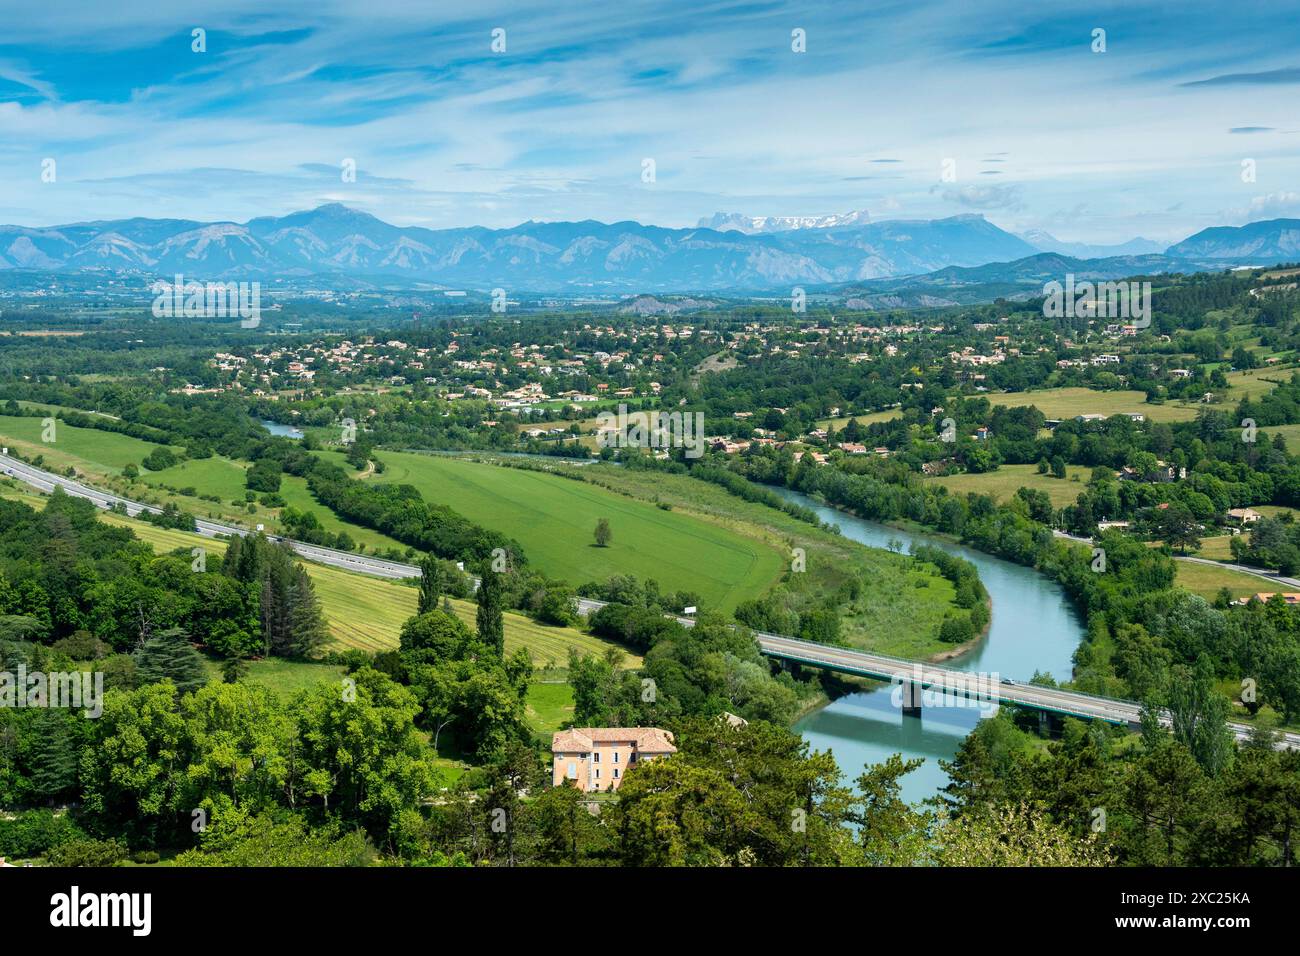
[1226,507,1263,525]
[552,727,677,792]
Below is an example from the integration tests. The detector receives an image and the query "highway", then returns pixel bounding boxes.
[3,451,1296,748]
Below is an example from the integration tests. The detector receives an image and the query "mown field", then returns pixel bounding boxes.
[926,463,1093,508]
[370,451,786,611]
[978,388,1199,423]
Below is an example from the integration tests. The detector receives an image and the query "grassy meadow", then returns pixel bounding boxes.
[925,463,1093,508]
[370,451,786,612]
[0,413,170,475]
[1173,560,1275,600]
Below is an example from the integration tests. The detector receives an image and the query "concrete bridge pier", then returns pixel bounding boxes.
[776,658,804,680]
[901,680,923,717]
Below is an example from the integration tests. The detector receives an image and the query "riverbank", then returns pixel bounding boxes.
[779,484,1086,804]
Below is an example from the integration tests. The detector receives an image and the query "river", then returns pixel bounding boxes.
[261,419,304,439]
[775,487,1085,805]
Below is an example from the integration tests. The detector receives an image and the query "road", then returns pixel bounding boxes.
[4,451,1296,748]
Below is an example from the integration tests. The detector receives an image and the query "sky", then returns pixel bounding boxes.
[0,0,1298,244]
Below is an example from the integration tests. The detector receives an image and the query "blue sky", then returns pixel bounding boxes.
[0,0,1298,243]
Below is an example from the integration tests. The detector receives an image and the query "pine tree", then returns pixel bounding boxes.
[418,554,442,615]
[476,562,505,657]
[287,566,328,658]
[29,710,78,803]
[134,627,209,693]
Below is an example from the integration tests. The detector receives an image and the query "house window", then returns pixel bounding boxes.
[595,769,600,779]
[613,768,620,778]
[566,762,577,779]
[593,751,600,763]
[613,752,619,763]
[629,752,637,762]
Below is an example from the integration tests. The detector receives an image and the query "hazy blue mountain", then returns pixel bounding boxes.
[1020,229,1165,258]
[1165,218,1300,260]
[0,204,1042,291]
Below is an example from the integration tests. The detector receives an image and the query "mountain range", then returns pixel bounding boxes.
[0,204,1297,295]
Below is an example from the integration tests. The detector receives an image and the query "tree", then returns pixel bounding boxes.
[475,563,505,657]
[133,627,209,694]
[417,554,442,615]
[28,710,79,804]
[399,609,474,661]
[594,517,612,548]
[1157,502,1201,555]
[221,655,250,683]
[286,566,328,658]
[934,804,1110,866]
[1166,661,1234,775]
[295,669,434,838]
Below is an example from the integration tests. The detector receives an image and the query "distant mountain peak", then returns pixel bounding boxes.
[696,209,872,234]
[1019,228,1166,259]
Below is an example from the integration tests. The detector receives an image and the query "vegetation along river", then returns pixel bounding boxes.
[775,487,1086,806]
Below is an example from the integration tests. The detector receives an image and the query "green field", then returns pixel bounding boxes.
[202,658,347,699]
[1174,560,1274,600]
[821,387,1201,432]
[142,455,250,501]
[0,413,169,475]
[926,463,1093,508]
[1191,534,1236,561]
[370,452,786,611]
[525,681,576,740]
[275,471,407,553]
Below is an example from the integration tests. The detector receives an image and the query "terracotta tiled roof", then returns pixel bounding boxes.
[552,727,677,754]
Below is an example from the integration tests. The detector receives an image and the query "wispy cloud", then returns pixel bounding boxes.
[1182,67,1300,87]
[0,0,1298,244]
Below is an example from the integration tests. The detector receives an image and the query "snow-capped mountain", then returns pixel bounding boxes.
[697,209,872,233]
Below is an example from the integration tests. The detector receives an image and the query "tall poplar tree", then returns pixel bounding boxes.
[417,554,442,615]
[475,561,505,657]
